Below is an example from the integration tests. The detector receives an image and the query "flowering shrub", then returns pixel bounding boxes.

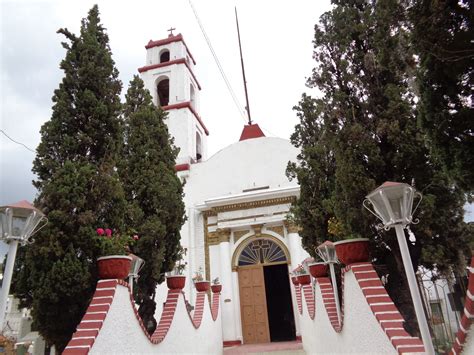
[96,227,138,256]
[169,246,187,275]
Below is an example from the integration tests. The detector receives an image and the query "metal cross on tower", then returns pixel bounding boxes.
[167,27,176,36]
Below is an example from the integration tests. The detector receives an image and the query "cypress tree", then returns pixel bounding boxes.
[288,0,472,336]
[410,0,473,193]
[121,75,185,333]
[12,5,125,351]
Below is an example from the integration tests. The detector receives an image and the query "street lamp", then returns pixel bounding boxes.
[0,201,47,329]
[316,240,341,325]
[364,182,434,355]
[128,254,145,294]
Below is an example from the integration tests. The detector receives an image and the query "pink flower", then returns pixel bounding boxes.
[96,228,105,236]
[133,235,139,241]
[105,228,112,237]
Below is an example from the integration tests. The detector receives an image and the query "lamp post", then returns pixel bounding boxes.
[128,254,145,294]
[0,201,47,330]
[364,181,434,355]
[316,240,341,324]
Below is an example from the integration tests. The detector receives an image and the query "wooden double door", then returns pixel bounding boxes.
[238,265,271,344]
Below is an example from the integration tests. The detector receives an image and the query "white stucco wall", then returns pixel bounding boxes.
[463,328,474,355]
[299,270,397,354]
[91,285,222,354]
[184,137,299,205]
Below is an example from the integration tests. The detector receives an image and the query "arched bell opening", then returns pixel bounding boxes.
[159,49,170,63]
[233,236,296,344]
[156,78,169,107]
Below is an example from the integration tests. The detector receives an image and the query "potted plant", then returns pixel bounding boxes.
[290,272,300,286]
[193,267,210,292]
[96,228,136,280]
[211,277,222,293]
[294,264,311,285]
[333,236,370,265]
[308,260,328,278]
[166,246,187,290]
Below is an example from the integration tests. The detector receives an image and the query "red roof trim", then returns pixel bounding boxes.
[138,58,183,73]
[137,59,201,90]
[175,163,190,172]
[162,102,209,136]
[239,123,265,141]
[145,34,196,65]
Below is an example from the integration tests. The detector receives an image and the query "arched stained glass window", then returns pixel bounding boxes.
[238,239,287,266]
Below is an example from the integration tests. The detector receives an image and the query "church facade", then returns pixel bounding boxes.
[138,33,309,345]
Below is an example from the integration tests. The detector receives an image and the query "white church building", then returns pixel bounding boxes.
[138,33,309,346]
[63,31,474,355]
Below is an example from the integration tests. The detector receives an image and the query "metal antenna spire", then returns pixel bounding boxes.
[235,7,252,125]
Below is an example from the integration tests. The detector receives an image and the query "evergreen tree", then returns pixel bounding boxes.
[288,0,472,336]
[121,75,185,333]
[12,5,125,351]
[410,0,473,193]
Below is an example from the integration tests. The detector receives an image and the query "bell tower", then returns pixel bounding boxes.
[138,32,208,171]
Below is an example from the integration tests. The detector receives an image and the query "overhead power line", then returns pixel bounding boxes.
[0,129,35,153]
[188,0,248,123]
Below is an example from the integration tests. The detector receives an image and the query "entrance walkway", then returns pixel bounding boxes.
[224,340,305,354]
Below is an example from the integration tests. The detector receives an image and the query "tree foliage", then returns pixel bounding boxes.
[120,75,185,333]
[410,0,473,193]
[288,0,472,335]
[12,5,126,351]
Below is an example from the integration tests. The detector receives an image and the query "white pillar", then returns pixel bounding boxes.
[231,270,243,342]
[218,229,237,341]
[287,230,301,269]
[285,221,303,337]
[0,240,19,328]
[188,208,196,302]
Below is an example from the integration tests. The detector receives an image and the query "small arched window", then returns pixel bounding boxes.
[160,49,170,63]
[190,84,196,109]
[157,79,169,107]
[196,132,202,161]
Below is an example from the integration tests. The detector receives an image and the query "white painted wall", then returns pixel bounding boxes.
[184,137,299,205]
[299,270,397,354]
[92,285,222,354]
[463,326,474,354]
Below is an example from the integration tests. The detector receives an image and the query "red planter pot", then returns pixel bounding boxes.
[195,281,210,292]
[297,274,311,285]
[167,275,186,290]
[334,238,370,265]
[97,255,132,280]
[211,284,222,293]
[291,276,299,286]
[308,262,328,278]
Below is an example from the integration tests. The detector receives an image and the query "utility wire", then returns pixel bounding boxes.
[188,0,248,123]
[260,124,280,138]
[0,129,35,153]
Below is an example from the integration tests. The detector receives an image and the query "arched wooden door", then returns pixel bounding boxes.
[237,238,289,344]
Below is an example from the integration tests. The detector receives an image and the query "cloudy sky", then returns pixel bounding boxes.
[0,0,332,206]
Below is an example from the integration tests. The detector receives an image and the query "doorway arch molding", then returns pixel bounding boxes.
[231,234,291,271]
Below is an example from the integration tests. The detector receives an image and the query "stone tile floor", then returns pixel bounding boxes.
[223,340,305,354]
